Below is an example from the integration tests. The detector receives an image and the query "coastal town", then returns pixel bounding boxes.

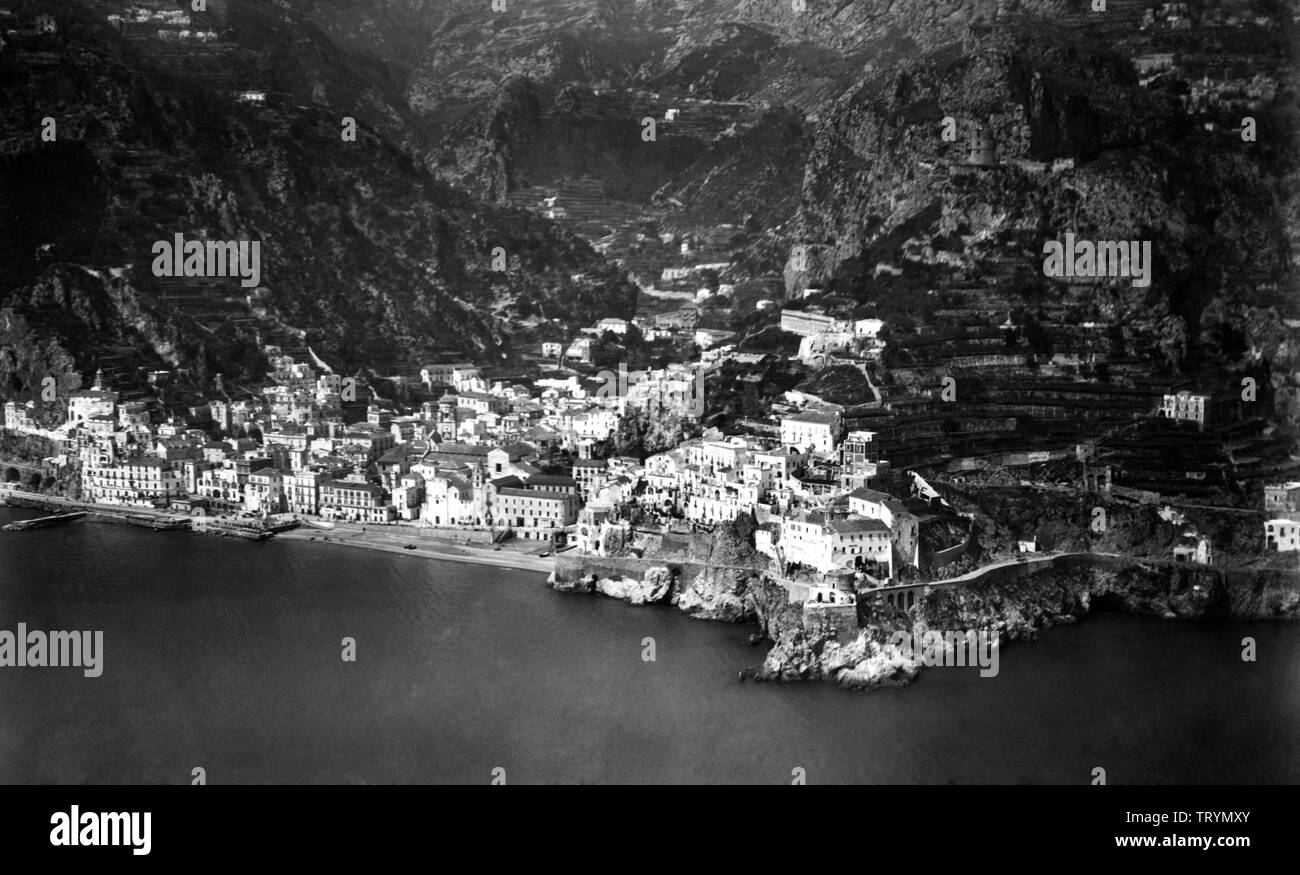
[2,0,1300,812]
[3,289,1297,607]
[0,0,1296,673]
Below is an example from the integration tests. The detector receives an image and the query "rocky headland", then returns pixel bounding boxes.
[549,519,1300,690]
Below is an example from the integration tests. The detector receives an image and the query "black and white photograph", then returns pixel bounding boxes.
[0,0,1296,848]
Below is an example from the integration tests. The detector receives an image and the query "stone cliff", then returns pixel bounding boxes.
[550,515,770,620]
[754,558,1299,690]
[790,24,1293,406]
[552,539,1299,690]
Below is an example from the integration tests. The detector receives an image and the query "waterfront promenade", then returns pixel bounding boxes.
[0,484,555,574]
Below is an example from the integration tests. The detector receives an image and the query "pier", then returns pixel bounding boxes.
[191,518,274,540]
[3,511,86,532]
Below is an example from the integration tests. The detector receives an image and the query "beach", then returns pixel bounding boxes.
[0,485,556,574]
[267,523,556,573]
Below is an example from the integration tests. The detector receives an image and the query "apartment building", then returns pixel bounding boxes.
[245,467,285,514]
[319,480,395,523]
[781,410,842,454]
[492,485,579,541]
[284,470,324,516]
[84,457,183,506]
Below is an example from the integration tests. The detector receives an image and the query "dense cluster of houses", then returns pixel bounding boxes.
[1140,2,1279,32]
[1,293,1290,565]
[104,1,222,41]
[0,320,735,538]
[0,318,948,578]
[576,407,950,583]
[0,348,686,539]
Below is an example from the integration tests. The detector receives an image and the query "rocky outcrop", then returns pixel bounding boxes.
[751,561,1300,690]
[673,565,753,622]
[596,567,674,605]
[762,629,921,689]
[429,74,715,204]
[552,530,1297,691]
[550,557,761,617]
[550,517,771,620]
[548,566,673,605]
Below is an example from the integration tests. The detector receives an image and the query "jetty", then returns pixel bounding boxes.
[142,515,191,532]
[3,511,86,532]
[191,518,274,541]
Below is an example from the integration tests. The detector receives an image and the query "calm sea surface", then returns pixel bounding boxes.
[1,507,1296,784]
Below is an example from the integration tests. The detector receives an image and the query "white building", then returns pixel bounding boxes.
[778,512,892,574]
[779,310,839,336]
[781,410,841,454]
[420,363,476,388]
[1265,518,1300,553]
[854,318,884,338]
[1159,392,1209,427]
[565,337,594,364]
[595,317,631,336]
[84,458,183,506]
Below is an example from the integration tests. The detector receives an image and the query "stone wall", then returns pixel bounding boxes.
[801,602,858,642]
[420,524,495,544]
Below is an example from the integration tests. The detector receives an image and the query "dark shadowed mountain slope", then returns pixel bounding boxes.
[787,22,1294,385]
[0,0,636,402]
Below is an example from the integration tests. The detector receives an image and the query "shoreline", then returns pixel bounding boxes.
[0,486,555,575]
[274,525,556,574]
